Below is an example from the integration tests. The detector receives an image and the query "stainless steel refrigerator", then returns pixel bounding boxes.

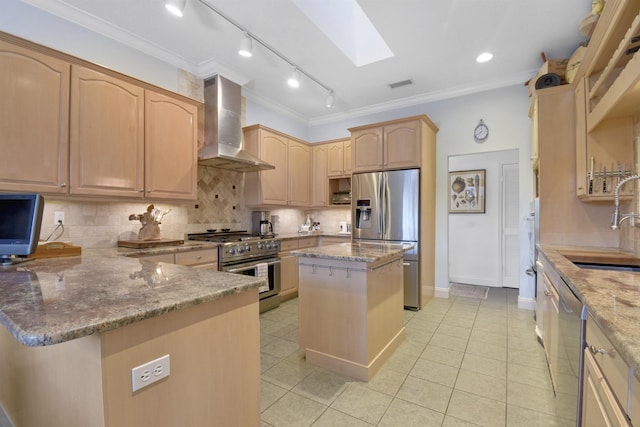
[352,168,420,309]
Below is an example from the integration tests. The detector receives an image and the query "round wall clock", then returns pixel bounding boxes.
[474,119,489,143]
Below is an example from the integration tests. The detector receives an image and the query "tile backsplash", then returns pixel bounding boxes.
[39,165,350,248]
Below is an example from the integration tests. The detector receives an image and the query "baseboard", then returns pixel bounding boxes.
[434,287,450,298]
[518,295,535,311]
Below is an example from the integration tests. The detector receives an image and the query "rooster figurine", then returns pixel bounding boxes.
[128,204,171,241]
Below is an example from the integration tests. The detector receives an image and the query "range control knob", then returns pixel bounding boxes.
[245,245,251,252]
[266,243,272,250]
[257,243,265,250]
[237,246,245,254]
[227,248,236,255]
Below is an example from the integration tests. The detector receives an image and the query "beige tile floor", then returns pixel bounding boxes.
[259,288,575,427]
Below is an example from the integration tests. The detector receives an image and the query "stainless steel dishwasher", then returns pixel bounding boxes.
[556,277,587,425]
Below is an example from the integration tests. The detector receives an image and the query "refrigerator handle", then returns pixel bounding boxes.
[380,172,387,238]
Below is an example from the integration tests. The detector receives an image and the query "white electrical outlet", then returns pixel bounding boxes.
[131,354,170,392]
[54,211,65,225]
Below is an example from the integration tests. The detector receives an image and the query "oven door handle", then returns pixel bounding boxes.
[225,259,280,274]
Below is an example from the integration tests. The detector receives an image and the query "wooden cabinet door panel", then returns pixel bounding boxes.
[145,90,198,200]
[352,128,383,172]
[327,141,344,177]
[0,40,70,193]
[311,144,328,207]
[287,140,310,206]
[259,133,288,205]
[344,139,352,175]
[384,120,421,169]
[70,66,144,197]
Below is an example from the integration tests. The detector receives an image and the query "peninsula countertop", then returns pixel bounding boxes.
[290,241,412,263]
[539,245,640,380]
[0,245,264,347]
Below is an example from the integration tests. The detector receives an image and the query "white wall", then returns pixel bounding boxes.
[448,149,519,288]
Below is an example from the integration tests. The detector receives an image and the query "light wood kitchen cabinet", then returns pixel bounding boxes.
[0,39,70,194]
[279,239,301,300]
[288,140,311,206]
[350,116,427,172]
[311,144,329,207]
[582,313,634,426]
[571,0,638,202]
[174,248,217,268]
[541,268,560,391]
[535,84,618,248]
[244,126,288,205]
[244,125,311,207]
[631,375,640,426]
[144,90,198,200]
[70,66,145,198]
[0,33,199,201]
[278,237,319,301]
[327,138,352,177]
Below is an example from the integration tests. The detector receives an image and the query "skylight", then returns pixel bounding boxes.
[291,0,394,67]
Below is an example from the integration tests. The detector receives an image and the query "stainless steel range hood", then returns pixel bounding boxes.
[199,75,274,172]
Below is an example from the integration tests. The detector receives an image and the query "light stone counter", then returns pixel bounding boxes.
[0,245,263,346]
[291,241,412,264]
[539,245,640,380]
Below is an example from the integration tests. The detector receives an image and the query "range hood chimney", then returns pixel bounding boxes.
[199,75,274,172]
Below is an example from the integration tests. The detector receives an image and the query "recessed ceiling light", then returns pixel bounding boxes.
[476,52,493,63]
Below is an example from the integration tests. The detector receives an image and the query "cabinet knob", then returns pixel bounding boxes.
[60,183,67,188]
[196,255,202,260]
[544,290,551,296]
[138,189,144,193]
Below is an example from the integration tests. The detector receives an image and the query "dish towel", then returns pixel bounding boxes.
[256,263,269,293]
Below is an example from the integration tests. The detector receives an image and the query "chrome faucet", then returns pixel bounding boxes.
[611,174,640,229]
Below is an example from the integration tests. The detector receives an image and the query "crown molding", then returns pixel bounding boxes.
[20,0,193,71]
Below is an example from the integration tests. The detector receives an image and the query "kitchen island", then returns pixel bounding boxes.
[291,242,409,381]
[0,246,263,427]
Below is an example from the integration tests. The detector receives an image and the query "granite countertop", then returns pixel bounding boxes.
[0,246,263,347]
[539,245,640,380]
[277,232,352,241]
[291,242,411,263]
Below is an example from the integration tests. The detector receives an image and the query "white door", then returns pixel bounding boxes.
[501,162,520,288]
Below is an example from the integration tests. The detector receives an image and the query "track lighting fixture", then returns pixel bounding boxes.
[170,0,335,107]
[165,0,186,17]
[287,69,301,88]
[238,33,253,58]
[325,92,335,108]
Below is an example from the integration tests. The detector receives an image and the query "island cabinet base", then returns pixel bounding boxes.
[0,289,260,427]
[298,257,405,382]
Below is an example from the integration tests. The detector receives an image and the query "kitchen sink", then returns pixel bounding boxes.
[572,262,640,272]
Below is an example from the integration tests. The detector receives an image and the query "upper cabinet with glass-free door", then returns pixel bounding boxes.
[350,116,435,172]
[0,39,70,194]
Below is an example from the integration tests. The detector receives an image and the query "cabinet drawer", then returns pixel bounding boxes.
[280,240,299,251]
[586,314,631,409]
[298,237,318,249]
[175,249,218,266]
[320,236,350,246]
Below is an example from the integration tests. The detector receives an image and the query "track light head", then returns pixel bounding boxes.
[287,69,300,88]
[325,92,335,108]
[165,0,186,17]
[239,34,253,58]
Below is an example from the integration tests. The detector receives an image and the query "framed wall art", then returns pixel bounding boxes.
[448,169,485,213]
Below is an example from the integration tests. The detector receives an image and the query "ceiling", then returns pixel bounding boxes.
[21,0,592,124]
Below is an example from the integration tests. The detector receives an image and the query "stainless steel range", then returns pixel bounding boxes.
[186,230,281,313]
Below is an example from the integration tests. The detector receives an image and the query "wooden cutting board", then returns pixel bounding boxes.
[117,239,184,249]
[32,242,82,259]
